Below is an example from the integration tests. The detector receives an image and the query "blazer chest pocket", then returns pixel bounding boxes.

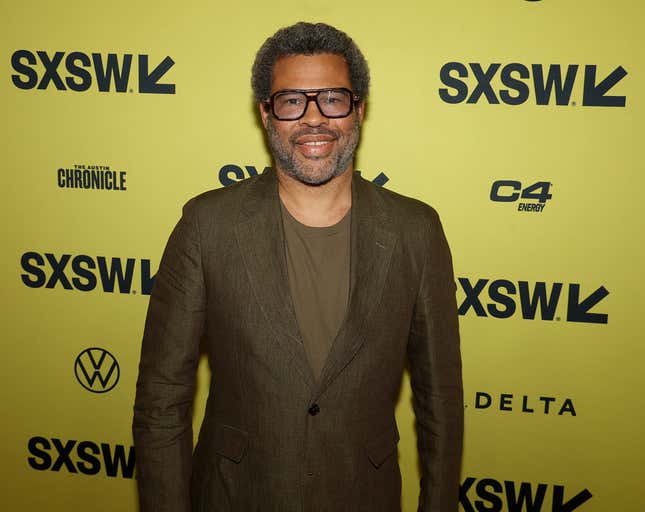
[208,421,249,463]
[193,422,249,512]
[366,422,400,468]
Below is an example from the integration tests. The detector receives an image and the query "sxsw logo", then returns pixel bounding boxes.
[11,50,175,94]
[458,278,609,324]
[28,436,135,479]
[20,252,155,295]
[439,62,627,107]
[218,164,390,187]
[460,476,592,512]
[74,348,120,393]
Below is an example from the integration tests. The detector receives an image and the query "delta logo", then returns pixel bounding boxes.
[11,50,175,94]
[439,62,627,107]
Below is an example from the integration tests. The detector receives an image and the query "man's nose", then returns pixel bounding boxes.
[299,97,327,126]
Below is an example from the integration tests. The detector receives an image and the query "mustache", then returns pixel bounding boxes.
[289,127,339,143]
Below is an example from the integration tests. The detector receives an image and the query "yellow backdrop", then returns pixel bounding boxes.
[2,1,643,510]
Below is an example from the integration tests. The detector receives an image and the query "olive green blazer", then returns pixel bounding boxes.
[133,169,463,511]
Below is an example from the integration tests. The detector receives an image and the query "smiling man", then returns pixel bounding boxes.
[133,22,463,512]
[263,53,361,187]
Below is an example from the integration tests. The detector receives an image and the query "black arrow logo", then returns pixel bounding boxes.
[567,284,609,324]
[552,486,593,512]
[141,259,156,295]
[371,172,389,186]
[582,65,627,107]
[138,55,175,94]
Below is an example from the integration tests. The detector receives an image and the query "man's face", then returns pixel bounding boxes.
[260,53,365,186]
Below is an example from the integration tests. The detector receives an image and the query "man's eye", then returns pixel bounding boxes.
[321,93,348,105]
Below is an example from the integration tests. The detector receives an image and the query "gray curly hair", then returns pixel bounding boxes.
[251,22,370,103]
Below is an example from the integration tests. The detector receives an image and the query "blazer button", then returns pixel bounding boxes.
[308,403,320,416]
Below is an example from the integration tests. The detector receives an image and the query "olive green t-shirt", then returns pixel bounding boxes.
[280,202,351,381]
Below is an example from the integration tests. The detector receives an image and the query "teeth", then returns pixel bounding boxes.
[302,141,330,146]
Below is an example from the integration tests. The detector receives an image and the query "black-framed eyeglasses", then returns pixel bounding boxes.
[264,88,360,121]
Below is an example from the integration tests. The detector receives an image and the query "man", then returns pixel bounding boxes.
[133,22,463,512]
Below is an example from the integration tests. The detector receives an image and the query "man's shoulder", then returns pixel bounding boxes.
[355,173,441,226]
[183,172,271,218]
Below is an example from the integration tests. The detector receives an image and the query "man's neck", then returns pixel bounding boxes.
[277,168,352,227]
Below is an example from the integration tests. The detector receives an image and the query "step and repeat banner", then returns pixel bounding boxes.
[2,1,643,510]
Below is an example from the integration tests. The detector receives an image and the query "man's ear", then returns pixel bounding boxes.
[259,102,270,129]
[356,101,366,125]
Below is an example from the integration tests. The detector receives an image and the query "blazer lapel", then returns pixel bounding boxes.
[315,173,397,398]
[234,170,316,390]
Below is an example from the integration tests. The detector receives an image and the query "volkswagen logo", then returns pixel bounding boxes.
[74,347,120,393]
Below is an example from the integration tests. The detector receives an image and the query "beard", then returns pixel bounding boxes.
[266,117,360,186]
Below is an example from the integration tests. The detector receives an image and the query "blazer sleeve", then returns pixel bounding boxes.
[407,207,463,512]
[132,199,206,512]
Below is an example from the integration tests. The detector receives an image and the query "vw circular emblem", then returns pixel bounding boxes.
[74,347,120,393]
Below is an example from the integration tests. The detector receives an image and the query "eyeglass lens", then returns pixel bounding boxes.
[273,89,352,120]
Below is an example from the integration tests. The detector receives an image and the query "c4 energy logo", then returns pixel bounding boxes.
[439,62,627,107]
[11,50,175,94]
[218,164,390,187]
[460,477,592,512]
[27,436,135,478]
[74,348,119,393]
[20,252,155,295]
[490,180,552,212]
[458,278,609,324]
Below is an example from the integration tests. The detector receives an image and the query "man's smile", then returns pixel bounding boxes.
[301,140,332,146]
[293,133,337,157]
